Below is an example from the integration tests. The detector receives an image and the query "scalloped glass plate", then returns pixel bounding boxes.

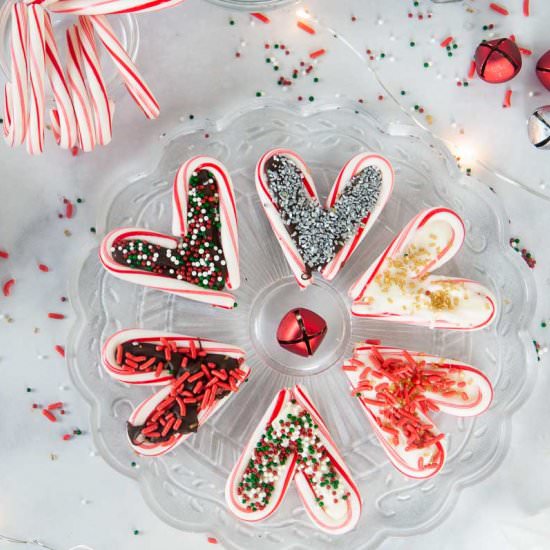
[68,102,536,549]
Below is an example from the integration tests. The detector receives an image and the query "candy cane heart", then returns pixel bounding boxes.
[343,343,493,479]
[256,149,393,289]
[226,386,361,535]
[349,207,497,330]
[101,329,249,457]
[99,157,239,309]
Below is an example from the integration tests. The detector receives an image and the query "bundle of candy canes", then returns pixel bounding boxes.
[0,0,185,154]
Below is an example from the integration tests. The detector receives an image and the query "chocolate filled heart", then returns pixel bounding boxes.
[256,149,394,288]
[99,156,239,309]
[110,169,227,291]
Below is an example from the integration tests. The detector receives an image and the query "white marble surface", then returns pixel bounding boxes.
[0,1,549,549]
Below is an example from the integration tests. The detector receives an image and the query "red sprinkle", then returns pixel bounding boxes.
[48,313,65,320]
[503,89,512,108]
[490,2,509,15]
[0,250,8,259]
[440,36,453,48]
[297,21,316,34]
[42,409,57,422]
[523,0,530,16]
[63,434,72,441]
[519,47,532,56]
[366,339,382,345]
[207,538,218,545]
[2,278,15,297]
[309,48,326,59]
[251,12,270,23]
[47,402,63,410]
[65,200,74,219]
[54,345,65,358]
[38,263,50,272]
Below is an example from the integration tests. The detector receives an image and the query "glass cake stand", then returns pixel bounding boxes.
[68,101,536,549]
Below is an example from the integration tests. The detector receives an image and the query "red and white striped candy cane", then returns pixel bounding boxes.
[77,16,113,145]
[1,0,171,154]
[47,0,185,16]
[88,14,159,119]
[66,24,96,151]
[3,3,28,146]
[44,12,78,149]
[26,4,46,154]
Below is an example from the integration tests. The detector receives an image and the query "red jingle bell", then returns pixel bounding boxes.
[536,50,550,91]
[475,38,522,83]
[276,308,327,357]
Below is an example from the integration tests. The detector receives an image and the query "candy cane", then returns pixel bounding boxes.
[44,12,78,149]
[88,15,159,119]
[66,24,96,151]
[26,4,46,155]
[3,3,28,146]
[77,16,113,145]
[47,0,185,16]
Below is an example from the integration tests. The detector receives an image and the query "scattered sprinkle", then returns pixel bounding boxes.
[251,12,270,24]
[38,263,50,272]
[297,21,316,35]
[510,238,536,268]
[533,340,546,362]
[0,250,8,259]
[440,36,453,48]
[490,2,509,16]
[309,48,326,59]
[42,409,57,422]
[64,198,74,219]
[502,89,512,108]
[2,278,15,297]
[207,538,218,545]
[54,345,65,358]
[523,0,530,16]
[48,313,65,320]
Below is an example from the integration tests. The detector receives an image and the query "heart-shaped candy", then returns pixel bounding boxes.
[226,385,361,535]
[102,329,249,457]
[349,207,497,330]
[100,156,239,308]
[256,149,394,288]
[343,343,493,479]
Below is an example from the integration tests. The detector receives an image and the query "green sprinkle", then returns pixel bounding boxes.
[308,96,315,102]
[26,387,32,392]
[76,198,83,204]
[423,62,430,68]
[313,77,319,83]
[409,41,415,47]
[90,227,96,233]
[133,530,139,536]
[400,90,406,95]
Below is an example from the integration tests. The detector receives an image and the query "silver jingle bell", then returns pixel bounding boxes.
[527,106,550,150]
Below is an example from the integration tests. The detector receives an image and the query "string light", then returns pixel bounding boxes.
[0,533,92,550]
[306,12,550,202]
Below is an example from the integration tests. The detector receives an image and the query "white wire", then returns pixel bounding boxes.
[310,12,550,203]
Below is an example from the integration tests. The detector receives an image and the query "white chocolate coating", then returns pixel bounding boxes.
[350,207,497,330]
